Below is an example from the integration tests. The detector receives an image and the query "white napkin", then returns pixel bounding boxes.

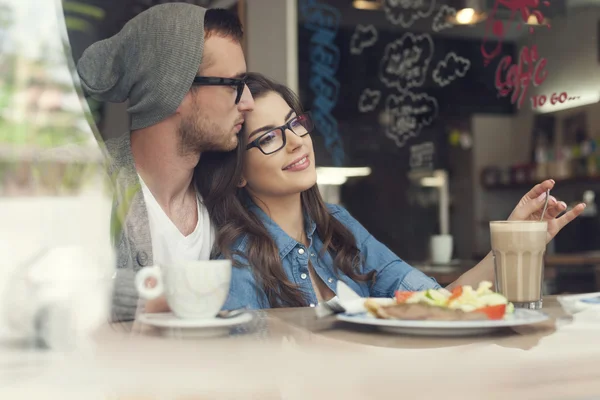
[315,281,394,318]
[557,292,600,315]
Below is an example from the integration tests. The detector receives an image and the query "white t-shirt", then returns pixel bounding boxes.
[139,175,214,265]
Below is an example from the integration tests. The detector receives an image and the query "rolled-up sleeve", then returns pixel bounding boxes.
[329,205,441,298]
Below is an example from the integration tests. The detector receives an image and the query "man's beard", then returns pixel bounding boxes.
[177,113,238,156]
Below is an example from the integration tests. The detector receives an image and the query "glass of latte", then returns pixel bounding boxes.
[490,221,548,309]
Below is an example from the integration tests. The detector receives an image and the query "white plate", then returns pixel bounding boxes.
[336,309,549,337]
[137,312,253,338]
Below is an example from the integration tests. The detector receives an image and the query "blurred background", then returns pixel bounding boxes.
[1,0,600,300]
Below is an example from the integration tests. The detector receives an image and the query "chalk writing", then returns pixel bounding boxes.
[432,52,471,87]
[409,141,434,171]
[358,89,381,113]
[495,44,548,109]
[385,92,438,148]
[380,33,434,91]
[300,0,345,166]
[350,24,378,55]
[432,5,456,32]
[383,0,436,28]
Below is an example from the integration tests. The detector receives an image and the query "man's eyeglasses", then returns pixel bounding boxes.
[246,113,314,155]
[192,76,246,104]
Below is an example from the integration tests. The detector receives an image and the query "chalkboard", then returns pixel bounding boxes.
[297,0,516,260]
[298,0,515,168]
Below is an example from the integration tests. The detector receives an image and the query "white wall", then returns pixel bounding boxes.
[245,0,298,92]
[471,114,516,254]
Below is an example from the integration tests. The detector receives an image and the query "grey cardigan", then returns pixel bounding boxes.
[105,133,154,322]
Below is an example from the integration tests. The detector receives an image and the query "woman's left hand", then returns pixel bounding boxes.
[507,179,586,243]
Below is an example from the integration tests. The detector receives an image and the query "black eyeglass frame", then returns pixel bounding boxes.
[192,76,246,104]
[245,112,314,155]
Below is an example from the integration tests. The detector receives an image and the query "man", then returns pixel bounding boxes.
[76,3,254,322]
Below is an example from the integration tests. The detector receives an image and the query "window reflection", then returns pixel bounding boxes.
[0,0,101,197]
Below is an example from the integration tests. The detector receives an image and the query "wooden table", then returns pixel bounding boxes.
[546,252,600,266]
[267,296,567,350]
[3,296,600,400]
[545,252,600,291]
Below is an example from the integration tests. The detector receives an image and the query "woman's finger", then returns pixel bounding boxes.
[553,203,586,232]
[521,179,555,202]
[514,190,552,220]
[545,200,566,219]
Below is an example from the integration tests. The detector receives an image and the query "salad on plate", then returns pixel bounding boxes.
[364,281,514,321]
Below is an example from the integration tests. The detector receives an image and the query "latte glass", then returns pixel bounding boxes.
[490,221,547,309]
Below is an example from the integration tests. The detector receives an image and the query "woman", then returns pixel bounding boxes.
[196,72,585,310]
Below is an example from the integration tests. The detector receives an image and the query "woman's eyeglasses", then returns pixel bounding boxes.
[246,113,314,155]
[192,76,246,104]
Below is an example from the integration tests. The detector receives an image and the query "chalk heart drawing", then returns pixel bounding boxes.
[383,0,436,28]
[358,88,381,113]
[380,33,434,92]
[350,24,378,55]
[432,5,456,32]
[385,92,439,148]
[432,52,471,87]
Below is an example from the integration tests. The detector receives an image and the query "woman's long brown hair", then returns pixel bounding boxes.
[196,72,374,308]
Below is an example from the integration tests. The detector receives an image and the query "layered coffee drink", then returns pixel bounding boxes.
[490,221,547,309]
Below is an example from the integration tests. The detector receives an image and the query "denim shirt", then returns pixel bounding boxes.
[219,202,441,310]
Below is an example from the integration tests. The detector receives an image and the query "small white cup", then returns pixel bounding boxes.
[135,259,232,319]
[430,234,453,264]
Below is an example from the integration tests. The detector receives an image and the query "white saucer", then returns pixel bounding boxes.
[137,312,253,338]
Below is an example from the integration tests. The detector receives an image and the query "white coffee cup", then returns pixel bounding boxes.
[135,259,232,319]
[430,234,453,264]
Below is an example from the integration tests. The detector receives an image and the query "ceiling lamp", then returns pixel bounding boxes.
[526,14,550,26]
[316,167,372,186]
[352,0,383,10]
[447,0,487,25]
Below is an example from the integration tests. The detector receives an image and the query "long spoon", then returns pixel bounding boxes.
[540,189,550,221]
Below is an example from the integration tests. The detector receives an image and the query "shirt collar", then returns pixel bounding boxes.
[246,198,317,258]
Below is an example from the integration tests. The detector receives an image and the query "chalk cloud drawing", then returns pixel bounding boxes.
[350,24,378,55]
[432,52,471,87]
[384,92,438,148]
[358,88,381,113]
[379,33,434,91]
[432,5,456,32]
[383,0,436,28]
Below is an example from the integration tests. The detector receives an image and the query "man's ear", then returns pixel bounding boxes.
[237,177,247,188]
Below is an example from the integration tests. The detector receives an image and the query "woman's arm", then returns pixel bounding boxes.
[448,179,585,290]
[447,252,494,291]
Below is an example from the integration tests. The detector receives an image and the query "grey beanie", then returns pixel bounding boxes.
[76,3,206,130]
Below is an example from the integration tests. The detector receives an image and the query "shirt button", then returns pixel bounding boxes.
[298,248,305,255]
[300,273,308,280]
[327,277,334,283]
[310,253,315,257]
